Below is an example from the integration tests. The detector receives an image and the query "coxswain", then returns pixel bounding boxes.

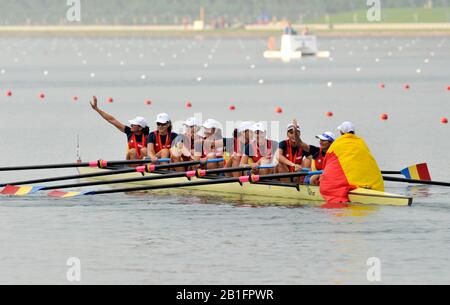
[320,121,384,208]
[90,96,149,161]
[147,113,178,164]
[275,123,311,182]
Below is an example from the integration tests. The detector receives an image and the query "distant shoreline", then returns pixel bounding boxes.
[0,24,449,37]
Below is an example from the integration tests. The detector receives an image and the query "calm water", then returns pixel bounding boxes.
[0,36,449,284]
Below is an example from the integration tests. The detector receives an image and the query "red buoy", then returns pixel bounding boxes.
[404,84,410,90]
[107,97,114,103]
[186,101,192,108]
[39,93,45,99]
[442,117,448,124]
[379,83,385,89]
[72,96,78,102]
[229,105,236,111]
[326,111,333,117]
[6,90,12,97]
[380,113,389,121]
[275,107,283,114]
[447,86,450,91]
[145,99,152,106]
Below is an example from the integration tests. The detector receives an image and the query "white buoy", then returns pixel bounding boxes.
[424,58,430,63]
[43,70,49,76]
[258,79,264,84]
[416,69,422,74]
[375,58,380,63]
[82,60,87,65]
[250,64,256,69]
[172,54,177,59]
[90,73,96,78]
[160,62,165,67]
[204,63,209,68]
[1,69,6,74]
[327,81,333,88]
[301,66,306,71]
[141,74,147,80]
[196,76,203,82]
[139,53,144,59]
[356,67,361,72]
[13,58,19,63]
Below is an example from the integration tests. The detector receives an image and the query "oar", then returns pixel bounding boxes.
[0,158,224,188]
[0,158,172,172]
[382,163,431,180]
[47,171,323,198]
[382,176,450,187]
[2,165,277,195]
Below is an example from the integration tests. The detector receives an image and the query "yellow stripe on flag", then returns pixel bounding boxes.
[16,186,34,196]
[62,192,81,198]
[408,165,420,180]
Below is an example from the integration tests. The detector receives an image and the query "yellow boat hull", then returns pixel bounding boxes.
[77,167,412,207]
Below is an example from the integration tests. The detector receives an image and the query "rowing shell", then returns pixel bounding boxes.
[77,167,413,207]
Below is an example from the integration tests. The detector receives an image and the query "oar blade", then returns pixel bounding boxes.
[400,163,431,181]
[0,185,45,196]
[48,190,87,198]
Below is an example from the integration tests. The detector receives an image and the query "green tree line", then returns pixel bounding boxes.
[0,0,448,25]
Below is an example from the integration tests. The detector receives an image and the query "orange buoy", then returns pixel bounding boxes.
[107,97,114,103]
[229,105,236,111]
[275,107,283,114]
[6,90,12,97]
[442,117,448,124]
[326,111,333,117]
[145,99,152,106]
[380,113,389,121]
[186,101,192,108]
[267,37,276,50]
[72,96,78,102]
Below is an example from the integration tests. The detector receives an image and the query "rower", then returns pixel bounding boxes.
[245,122,276,175]
[224,121,254,177]
[301,131,336,185]
[90,96,149,161]
[275,123,311,182]
[201,119,225,169]
[319,121,384,207]
[147,113,178,164]
[171,117,203,164]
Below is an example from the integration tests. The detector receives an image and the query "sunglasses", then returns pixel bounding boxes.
[157,122,168,126]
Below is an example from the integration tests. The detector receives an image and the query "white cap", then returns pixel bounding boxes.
[156,113,170,124]
[237,121,255,133]
[128,116,148,128]
[337,121,355,134]
[203,119,221,129]
[287,123,300,131]
[316,131,336,142]
[251,122,266,133]
[183,117,201,127]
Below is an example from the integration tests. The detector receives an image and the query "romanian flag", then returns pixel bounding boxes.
[0,185,44,196]
[400,163,431,181]
[320,134,384,205]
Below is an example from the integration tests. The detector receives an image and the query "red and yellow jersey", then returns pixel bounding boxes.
[319,133,384,204]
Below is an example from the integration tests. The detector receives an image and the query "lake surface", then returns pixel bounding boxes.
[0,36,449,284]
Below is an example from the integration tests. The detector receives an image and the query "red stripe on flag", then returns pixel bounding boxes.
[1,185,20,195]
[416,163,431,181]
[48,190,67,198]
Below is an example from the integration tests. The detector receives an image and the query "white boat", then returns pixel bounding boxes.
[264,34,330,62]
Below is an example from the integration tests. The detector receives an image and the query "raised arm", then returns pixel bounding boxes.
[90,96,126,132]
